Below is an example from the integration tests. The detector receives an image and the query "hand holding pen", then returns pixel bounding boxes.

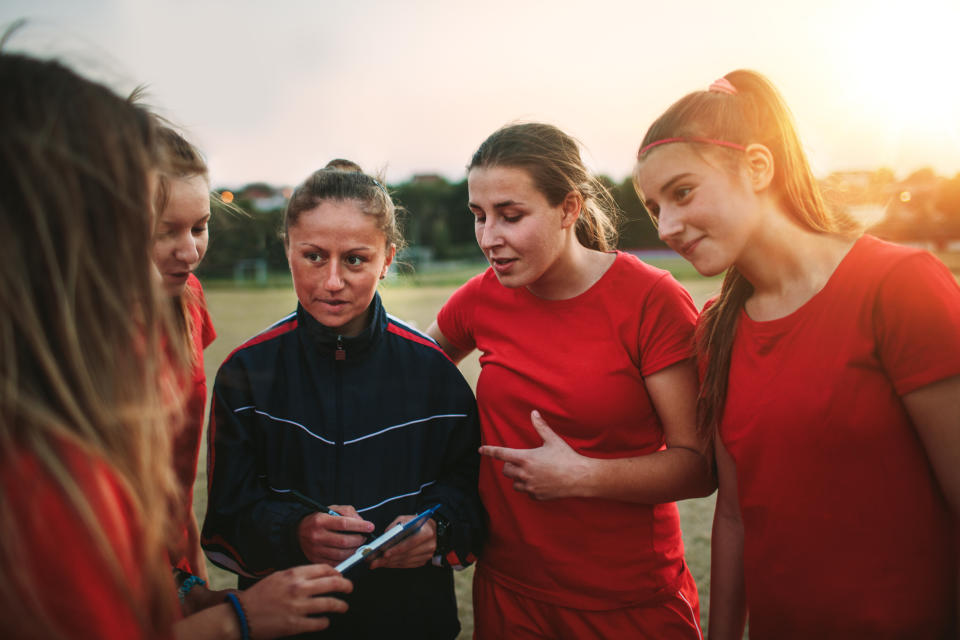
[290,490,375,565]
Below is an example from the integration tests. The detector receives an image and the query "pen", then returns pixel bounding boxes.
[289,488,342,517]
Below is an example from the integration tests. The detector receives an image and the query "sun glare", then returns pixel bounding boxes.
[832,2,960,171]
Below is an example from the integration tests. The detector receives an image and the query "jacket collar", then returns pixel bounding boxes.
[298,291,386,360]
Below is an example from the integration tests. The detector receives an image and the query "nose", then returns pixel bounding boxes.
[323,261,345,291]
[173,234,200,266]
[656,207,684,243]
[476,218,503,252]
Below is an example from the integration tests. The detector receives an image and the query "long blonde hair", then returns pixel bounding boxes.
[0,52,180,635]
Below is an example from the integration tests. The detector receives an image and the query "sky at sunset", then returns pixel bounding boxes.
[3,0,958,189]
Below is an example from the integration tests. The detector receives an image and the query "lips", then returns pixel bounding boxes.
[317,299,349,308]
[679,237,703,256]
[489,256,517,275]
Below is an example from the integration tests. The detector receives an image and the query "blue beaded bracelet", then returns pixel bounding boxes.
[225,592,250,640]
[176,574,206,603]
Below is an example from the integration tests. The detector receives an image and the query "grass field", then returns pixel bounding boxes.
[192,273,724,636]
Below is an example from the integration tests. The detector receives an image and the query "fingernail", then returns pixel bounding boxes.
[531,410,540,419]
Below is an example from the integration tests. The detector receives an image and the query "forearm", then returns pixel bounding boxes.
[174,603,241,640]
[708,507,747,640]
[576,446,715,503]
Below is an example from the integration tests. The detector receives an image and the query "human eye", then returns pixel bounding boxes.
[306,252,323,263]
[674,186,694,203]
[470,208,485,224]
[345,254,367,267]
[192,224,207,236]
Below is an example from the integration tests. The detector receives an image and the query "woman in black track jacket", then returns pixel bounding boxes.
[202,160,484,639]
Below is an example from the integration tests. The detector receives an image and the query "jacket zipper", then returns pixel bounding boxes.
[333,335,344,501]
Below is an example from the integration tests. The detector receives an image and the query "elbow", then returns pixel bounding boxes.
[679,448,718,499]
[684,466,717,499]
[696,474,718,498]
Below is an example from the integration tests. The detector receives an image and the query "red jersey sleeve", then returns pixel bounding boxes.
[874,252,960,395]
[436,272,483,353]
[636,273,698,377]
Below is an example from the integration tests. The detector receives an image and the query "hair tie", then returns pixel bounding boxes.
[709,77,738,95]
[225,593,251,640]
[637,136,746,159]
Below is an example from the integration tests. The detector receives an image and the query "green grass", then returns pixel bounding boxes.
[193,276,723,637]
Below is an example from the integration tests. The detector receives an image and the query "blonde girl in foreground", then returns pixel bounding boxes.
[0,50,351,639]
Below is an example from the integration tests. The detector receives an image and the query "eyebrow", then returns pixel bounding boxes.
[468,199,524,210]
[296,242,374,252]
[658,173,694,197]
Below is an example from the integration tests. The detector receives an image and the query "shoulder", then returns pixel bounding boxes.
[841,235,957,296]
[607,251,681,291]
[849,235,934,273]
[450,267,499,300]
[606,251,696,309]
[223,310,299,366]
[385,314,455,365]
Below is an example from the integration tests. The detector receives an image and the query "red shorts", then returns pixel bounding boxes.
[473,563,702,639]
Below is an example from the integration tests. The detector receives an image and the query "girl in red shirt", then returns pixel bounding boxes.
[428,123,714,638]
[151,125,217,587]
[634,70,960,639]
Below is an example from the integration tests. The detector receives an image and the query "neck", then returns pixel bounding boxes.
[736,207,856,320]
[525,235,614,301]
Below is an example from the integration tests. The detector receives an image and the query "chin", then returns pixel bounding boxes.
[163,282,187,297]
[693,262,729,278]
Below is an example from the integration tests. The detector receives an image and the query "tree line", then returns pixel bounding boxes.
[197,168,960,280]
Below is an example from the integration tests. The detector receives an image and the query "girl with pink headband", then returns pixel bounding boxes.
[634,69,960,638]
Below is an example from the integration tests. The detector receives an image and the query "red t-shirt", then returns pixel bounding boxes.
[719,235,960,638]
[438,251,698,609]
[2,443,173,639]
[170,273,216,573]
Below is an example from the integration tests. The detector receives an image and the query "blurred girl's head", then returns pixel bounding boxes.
[469,122,620,253]
[283,160,402,337]
[0,51,177,632]
[152,127,210,297]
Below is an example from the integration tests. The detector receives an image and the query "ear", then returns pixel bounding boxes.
[560,191,582,229]
[743,144,775,192]
[380,244,396,279]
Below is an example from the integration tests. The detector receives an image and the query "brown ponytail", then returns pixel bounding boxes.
[636,70,862,437]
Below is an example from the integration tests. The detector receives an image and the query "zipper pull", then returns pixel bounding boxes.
[335,335,346,361]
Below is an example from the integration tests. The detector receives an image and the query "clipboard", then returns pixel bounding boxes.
[335,504,441,575]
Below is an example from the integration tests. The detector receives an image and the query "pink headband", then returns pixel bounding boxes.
[637,77,744,158]
[637,137,745,159]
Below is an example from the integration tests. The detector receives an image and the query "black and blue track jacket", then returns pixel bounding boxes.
[201,292,484,638]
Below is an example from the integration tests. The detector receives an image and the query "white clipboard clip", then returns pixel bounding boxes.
[335,504,441,574]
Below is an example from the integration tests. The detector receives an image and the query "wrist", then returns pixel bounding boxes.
[174,569,207,606]
[225,592,251,640]
[574,456,599,499]
[432,512,452,558]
